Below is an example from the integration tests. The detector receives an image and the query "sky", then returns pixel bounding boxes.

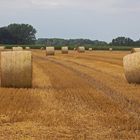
[0,0,140,42]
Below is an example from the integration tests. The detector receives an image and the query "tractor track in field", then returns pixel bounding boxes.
[67,53,123,61]
[52,57,123,80]
[69,55,122,66]
[57,53,123,66]
[86,54,123,60]
[33,55,140,117]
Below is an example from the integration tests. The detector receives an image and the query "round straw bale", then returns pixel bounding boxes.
[0,46,5,51]
[78,46,85,53]
[25,47,30,50]
[13,47,23,51]
[109,48,113,51]
[41,47,44,50]
[131,48,140,53]
[123,52,140,83]
[89,48,92,51]
[46,47,55,55]
[1,51,32,88]
[61,46,68,54]
[74,48,76,51]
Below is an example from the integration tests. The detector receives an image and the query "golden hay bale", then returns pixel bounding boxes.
[1,51,32,88]
[74,48,76,51]
[41,47,44,50]
[123,52,140,83]
[78,46,85,53]
[109,48,113,51]
[46,47,55,55]
[61,46,68,54]
[25,47,30,50]
[12,47,23,51]
[131,48,140,53]
[0,46,5,51]
[89,48,92,51]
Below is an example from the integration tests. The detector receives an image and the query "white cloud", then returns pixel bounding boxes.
[0,0,140,13]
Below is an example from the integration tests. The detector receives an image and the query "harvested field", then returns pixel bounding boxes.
[0,50,140,139]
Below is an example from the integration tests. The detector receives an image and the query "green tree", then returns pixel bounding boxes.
[111,37,134,46]
[36,38,107,46]
[0,27,14,44]
[7,24,37,44]
[0,23,37,44]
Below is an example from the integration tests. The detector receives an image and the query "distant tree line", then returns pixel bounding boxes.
[36,38,107,46]
[110,37,140,46]
[36,37,140,47]
[0,23,36,44]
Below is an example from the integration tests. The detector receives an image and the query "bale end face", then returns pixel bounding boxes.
[123,52,140,84]
[1,51,32,88]
[46,47,55,55]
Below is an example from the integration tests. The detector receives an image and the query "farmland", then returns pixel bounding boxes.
[0,50,140,139]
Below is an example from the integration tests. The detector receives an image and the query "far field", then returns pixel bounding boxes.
[0,50,140,139]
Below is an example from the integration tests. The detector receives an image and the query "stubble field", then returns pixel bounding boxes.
[0,50,140,140]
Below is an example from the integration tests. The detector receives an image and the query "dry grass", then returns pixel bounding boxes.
[0,50,140,139]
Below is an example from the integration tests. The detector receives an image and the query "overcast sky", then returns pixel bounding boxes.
[0,0,140,42]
